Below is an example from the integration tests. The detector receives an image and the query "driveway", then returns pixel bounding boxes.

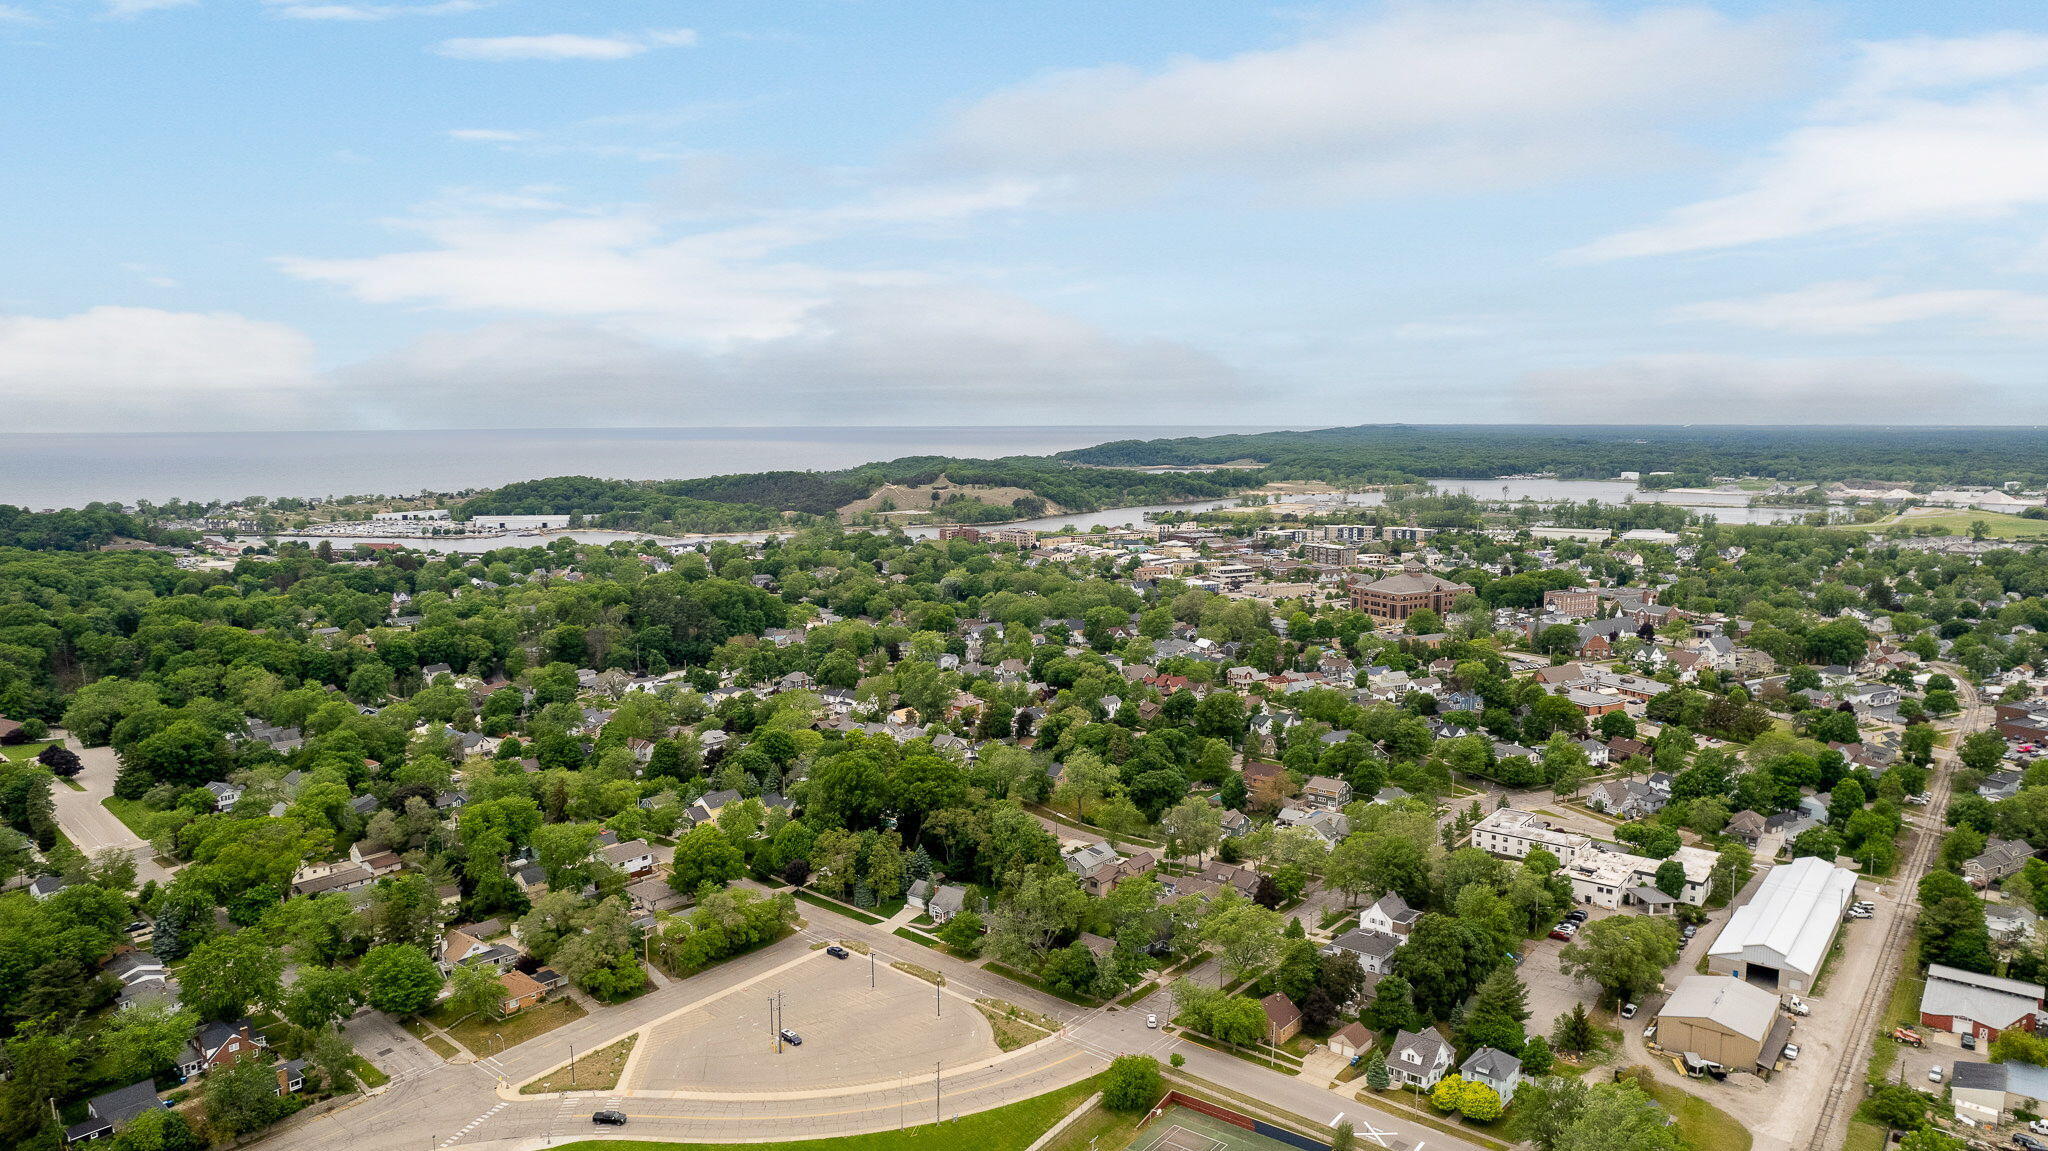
[47,735,175,885]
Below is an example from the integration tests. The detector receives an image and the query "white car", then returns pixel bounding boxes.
[1620,1003,1638,1020]
[1929,1067,1944,1084]
[2029,1119,2048,1135]
[1783,1043,1800,1061]
[1146,1014,1158,1029]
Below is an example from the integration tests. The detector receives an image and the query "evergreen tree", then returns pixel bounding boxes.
[1364,1050,1390,1091]
[1458,966,1531,1055]
[1552,1003,1596,1055]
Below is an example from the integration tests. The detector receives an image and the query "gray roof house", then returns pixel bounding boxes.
[1460,1047,1523,1102]
[1323,928,1401,976]
[1389,1027,1455,1089]
[63,1080,168,1143]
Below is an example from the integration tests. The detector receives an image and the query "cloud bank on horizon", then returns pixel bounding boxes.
[3,0,2047,431]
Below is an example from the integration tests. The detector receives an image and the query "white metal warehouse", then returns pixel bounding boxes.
[1705,855,1858,993]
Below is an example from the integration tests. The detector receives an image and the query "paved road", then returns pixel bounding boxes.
[48,736,175,885]
[249,897,1486,1151]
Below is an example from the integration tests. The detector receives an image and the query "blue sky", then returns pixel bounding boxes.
[6,0,2048,430]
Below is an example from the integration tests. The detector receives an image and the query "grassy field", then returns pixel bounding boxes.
[0,741,57,762]
[550,1072,1102,1149]
[793,890,886,924]
[973,999,1059,1051]
[1843,507,2048,539]
[1868,936,1924,1085]
[521,1033,638,1095]
[438,997,588,1057]
[100,796,156,837]
[1636,1077,1752,1151]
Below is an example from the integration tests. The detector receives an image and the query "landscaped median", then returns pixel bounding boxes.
[550,1072,1106,1151]
[520,1033,639,1094]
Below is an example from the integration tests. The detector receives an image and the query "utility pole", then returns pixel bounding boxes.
[569,1043,576,1089]
[935,974,942,1017]
[771,997,780,1053]
[870,950,875,988]
[935,1061,942,1123]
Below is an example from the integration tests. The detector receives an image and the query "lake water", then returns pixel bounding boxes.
[0,425,1266,510]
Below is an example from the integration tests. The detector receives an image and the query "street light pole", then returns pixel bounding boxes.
[771,997,779,1053]
[935,1060,941,1123]
[569,1043,576,1089]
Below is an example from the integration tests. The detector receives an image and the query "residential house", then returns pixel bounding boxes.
[176,1020,267,1081]
[1981,771,2024,802]
[601,838,656,878]
[1360,893,1420,939]
[1061,843,1156,896]
[1389,1027,1456,1089]
[907,879,970,923]
[63,1081,168,1144]
[1724,810,1768,849]
[1301,775,1352,809]
[204,781,244,812]
[1323,927,1401,976]
[1966,839,2034,887]
[1260,993,1304,1044]
[1460,1047,1523,1103]
[498,969,549,1015]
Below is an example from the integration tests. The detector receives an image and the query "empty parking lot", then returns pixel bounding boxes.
[625,952,1003,1094]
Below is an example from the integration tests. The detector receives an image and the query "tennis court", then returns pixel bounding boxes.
[1129,1105,1304,1151]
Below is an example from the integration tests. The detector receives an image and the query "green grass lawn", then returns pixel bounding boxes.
[100,796,156,837]
[1843,507,2048,540]
[1636,1078,1751,1151]
[793,890,885,924]
[551,1072,1103,1151]
[434,997,588,1057]
[0,741,57,762]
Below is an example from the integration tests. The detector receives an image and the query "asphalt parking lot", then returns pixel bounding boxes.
[626,952,1002,1093]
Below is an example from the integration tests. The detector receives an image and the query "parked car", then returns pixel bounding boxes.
[1894,1027,1925,1047]
[1564,910,1589,923]
[1783,1043,1801,1061]
[592,1112,627,1126]
[1929,1067,1944,1083]
[1146,1014,1158,1029]
[2027,1118,2048,1135]
[2012,1133,2046,1151]
[780,1029,803,1046]
[1621,1002,1639,1020]
[1963,1032,1978,1050]
[1549,924,1576,941]
[825,945,850,959]
[1680,924,1698,941]
[1785,996,1811,1016]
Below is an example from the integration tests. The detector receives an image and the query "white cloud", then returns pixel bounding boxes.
[276,180,1038,343]
[0,5,38,24]
[0,307,320,431]
[927,1,1797,199]
[101,0,195,17]
[1515,354,1989,422]
[1671,280,2048,335]
[447,128,530,142]
[1579,32,2048,259]
[433,29,695,61]
[263,0,487,19]
[329,288,1241,427]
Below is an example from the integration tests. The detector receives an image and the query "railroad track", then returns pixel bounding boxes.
[1804,675,1986,1151]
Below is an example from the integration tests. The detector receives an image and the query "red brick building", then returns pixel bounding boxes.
[1349,561,1472,622]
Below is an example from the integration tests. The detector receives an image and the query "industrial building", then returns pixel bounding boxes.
[1705,856,1858,993]
[1653,975,1791,1072]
